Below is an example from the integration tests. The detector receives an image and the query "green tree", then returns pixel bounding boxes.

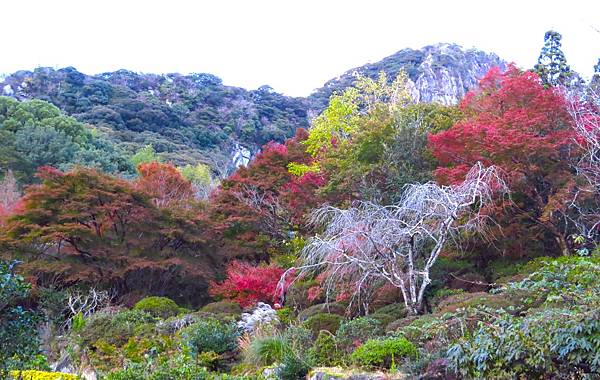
[534,30,574,87]
[14,124,77,170]
[130,144,161,168]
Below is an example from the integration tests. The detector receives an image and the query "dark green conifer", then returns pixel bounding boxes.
[534,30,574,87]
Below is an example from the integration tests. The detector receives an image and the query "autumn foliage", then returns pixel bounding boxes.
[0,166,214,306]
[429,65,578,256]
[208,129,323,260]
[209,260,286,307]
[135,162,195,208]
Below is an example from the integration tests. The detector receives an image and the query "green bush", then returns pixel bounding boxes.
[79,309,156,346]
[199,301,242,316]
[447,257,600,378]
[368,313,396,329]
[133,296,181,319]
[311,331,342,366]
[182,318,239,355]
[281,325,313,354]
[372,303,407,318]
[433,291,515,314]
[304,313,343,335]
[275,352,312,380]
[297,303,345,322]
[336,317,383,352]
[351,336,417,369]
[105,354,208,380]
[447,307,600,378]
[275,307,295,326]
[243,334,291,366]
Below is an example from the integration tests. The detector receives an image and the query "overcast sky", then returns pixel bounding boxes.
[2,0,599,96]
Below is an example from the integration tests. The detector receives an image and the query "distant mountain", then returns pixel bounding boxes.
[308,43,506,110]
[0,44,505,173]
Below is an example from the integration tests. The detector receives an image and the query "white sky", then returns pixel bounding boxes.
[1,0,599,97]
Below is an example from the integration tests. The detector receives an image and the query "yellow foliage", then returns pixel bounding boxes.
[10,370,79,380]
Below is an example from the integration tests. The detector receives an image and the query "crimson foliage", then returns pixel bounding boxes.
[429,66,578,256]
[209,260,285,307]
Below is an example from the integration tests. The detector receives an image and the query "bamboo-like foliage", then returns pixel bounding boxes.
[282,163,507,314]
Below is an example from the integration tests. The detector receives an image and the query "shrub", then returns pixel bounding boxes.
[275,352,312,380]
[433,292,514,314]
[243,334,291,366]
[296,303,345,322]
[79,309,156,346]
[304,313,343,335]
[351,337,417,369]
[209,261,285,307]
[336,317,383,352]
[311,331,342,366]
[133,296,181,319]
[447,257,600,378]
[447,308,600,378]
[200,301,242,316]
[182,318,239,355]
[368,313,395,330]
[281,325,314,354]
[1,260,41,374]
[275,307,294,326]
[10,370,79,380]
[371,303,408,319]
[105,355,208,380]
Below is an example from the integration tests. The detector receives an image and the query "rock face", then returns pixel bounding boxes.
[238,302,279,332]
[309,43,506,110]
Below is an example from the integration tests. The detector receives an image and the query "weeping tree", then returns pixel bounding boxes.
[568,89,600,241]
[281,163,507,315]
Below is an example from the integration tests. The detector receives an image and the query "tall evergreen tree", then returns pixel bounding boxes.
[534,30,574,87]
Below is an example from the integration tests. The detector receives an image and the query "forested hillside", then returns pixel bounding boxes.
[1,68,310,173]
[1,31,599,380]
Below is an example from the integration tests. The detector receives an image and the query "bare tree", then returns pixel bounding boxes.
[64,288,112,329]
[232,184,293,241]
[281,163,507,315]
[567,89,600,240]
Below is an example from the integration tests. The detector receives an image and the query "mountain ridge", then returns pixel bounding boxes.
[0,43,506,174]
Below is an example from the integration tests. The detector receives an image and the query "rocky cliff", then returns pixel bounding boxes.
[309,43,506,110]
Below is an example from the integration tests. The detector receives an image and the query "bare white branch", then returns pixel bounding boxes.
[281,163,508,314]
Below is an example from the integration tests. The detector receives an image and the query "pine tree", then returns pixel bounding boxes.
[534,30,574,87]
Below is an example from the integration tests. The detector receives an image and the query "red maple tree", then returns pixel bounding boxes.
[428,66,578,255]
[209,260,286,307]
